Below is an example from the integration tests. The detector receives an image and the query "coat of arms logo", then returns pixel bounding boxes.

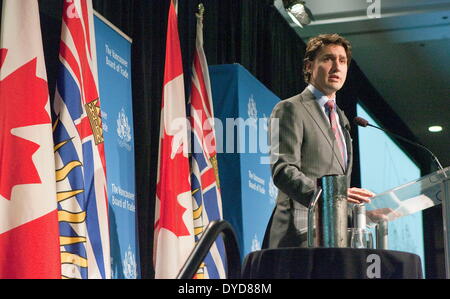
[117,108,132,144]
[123,245,137,279]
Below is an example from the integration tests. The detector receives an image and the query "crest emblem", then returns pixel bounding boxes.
[117,108,132,143]
[248,95,257,121]
[116,108,132,151]
[123,245,137,279]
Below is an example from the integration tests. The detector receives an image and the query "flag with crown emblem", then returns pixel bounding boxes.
[153,0,195,279]
[0,0,61,279]
[52,0,111,279]
[189,4,227,279]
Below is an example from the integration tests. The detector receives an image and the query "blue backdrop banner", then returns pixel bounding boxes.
[94,13,140,279]
[210,64,280,258]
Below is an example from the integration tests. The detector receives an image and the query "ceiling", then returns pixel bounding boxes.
[275,0,450,170]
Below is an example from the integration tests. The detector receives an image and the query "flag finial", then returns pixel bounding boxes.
[197,3,205,18]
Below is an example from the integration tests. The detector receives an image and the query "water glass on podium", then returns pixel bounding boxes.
[348,228,374,249]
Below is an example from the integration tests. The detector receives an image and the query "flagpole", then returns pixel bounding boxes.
[173,0,179,14]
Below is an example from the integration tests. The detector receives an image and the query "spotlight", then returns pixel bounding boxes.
[283,0,314,28]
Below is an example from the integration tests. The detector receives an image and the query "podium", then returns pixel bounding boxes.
[365,166,450,277]
[242,248,423,279]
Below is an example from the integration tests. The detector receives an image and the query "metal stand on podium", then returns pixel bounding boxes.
[375,220,388,250]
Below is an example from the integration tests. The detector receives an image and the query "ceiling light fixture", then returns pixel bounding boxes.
[283,0,314,28]
[428,126,443,133]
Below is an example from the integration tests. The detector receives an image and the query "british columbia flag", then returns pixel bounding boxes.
[53,0,110,279]
[189,5,227,279]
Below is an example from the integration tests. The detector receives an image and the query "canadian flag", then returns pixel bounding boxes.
[153,0,195,279]
[0,0,61,278]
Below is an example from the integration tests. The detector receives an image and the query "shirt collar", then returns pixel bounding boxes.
[307,84,336,108]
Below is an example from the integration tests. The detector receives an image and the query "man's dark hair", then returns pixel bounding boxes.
[303,33,352,83]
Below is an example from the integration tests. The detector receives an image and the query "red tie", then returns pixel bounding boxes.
[325,100,346,168]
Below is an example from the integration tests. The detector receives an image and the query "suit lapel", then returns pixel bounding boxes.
[336,108,353,175]
[300,90,346,172]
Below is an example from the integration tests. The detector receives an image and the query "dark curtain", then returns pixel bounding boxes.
[89,0,313,279]
[1,0,438,278]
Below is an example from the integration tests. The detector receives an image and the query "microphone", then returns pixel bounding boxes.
[354,116,446,174]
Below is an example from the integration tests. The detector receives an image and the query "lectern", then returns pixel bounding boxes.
[365,166,450,277]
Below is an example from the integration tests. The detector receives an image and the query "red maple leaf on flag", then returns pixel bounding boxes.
[0,49,51,201]
[155,133,191,237]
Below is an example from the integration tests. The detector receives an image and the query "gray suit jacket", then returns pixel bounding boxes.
[263,87,353,248]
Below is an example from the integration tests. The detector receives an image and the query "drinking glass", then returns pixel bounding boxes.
[348,228,374,249]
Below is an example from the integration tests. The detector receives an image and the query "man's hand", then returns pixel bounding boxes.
[347,187,375,204]
[367,208,401,223]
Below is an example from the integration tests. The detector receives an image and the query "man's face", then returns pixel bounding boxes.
[306,44,348,98]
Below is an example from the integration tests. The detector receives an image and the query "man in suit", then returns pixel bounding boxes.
[263,33,374,248]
